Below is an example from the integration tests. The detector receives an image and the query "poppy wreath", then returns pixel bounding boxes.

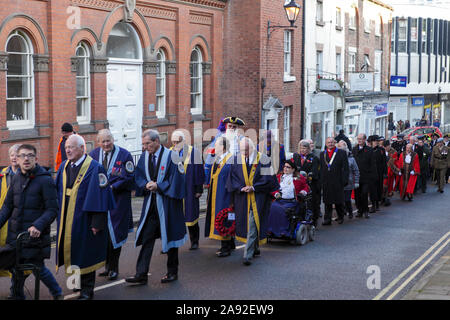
[215,207,236,237]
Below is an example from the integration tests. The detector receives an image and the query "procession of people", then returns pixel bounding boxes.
[0,116,449,300]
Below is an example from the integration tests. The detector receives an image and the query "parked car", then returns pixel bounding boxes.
[391,126,442,141]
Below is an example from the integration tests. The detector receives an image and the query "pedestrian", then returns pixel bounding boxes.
[405,120,411,129]
[258,130,286,175]
[170,130,204,250]
[267,159,309,237]
[126,130,187,286]
[383,140,399,204]
[319,137,349,225]
[396,120,404,134]
[204,136,235,257]
[334,129,352,150]
[292,140,321,226]
[0,144,59,300]
[397,144,421,201]
[415,136,431,193]
[432,118,440,128]
[388,119,395,138]
[89,129,135,281]
[55,122,75,172]
[55,134,115,300]
[367,135,386,212]
[352,134,377,218]
[337,141,359,219]
[227,137,279,266]
[430,138,449,193]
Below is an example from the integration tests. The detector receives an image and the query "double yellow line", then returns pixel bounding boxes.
[373,231,450,300]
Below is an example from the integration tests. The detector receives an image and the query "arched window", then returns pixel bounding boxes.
[75,42,91,123]
[190,46,203,114]
[6,30,34,128]
[106,22,142,60]
[156,49,166,118]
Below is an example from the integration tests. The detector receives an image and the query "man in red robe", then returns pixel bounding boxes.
[397,144,420,201]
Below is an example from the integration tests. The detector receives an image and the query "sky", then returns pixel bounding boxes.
[384,0,450,18]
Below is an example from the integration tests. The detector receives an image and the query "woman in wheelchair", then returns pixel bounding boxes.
[267,159,310,238]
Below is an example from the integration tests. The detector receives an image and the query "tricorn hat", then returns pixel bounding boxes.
[223,117,245,126]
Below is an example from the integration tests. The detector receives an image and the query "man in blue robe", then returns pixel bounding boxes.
[55,134,115,300]
[126,129,186,285]
[171,130,204,250]
[89,129,135,280]
[227,137,279,266]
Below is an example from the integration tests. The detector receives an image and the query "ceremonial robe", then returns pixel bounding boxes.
[226,153,279,245]
[90,146,134,248]
[0,167,13,277]
[55,156,115,275]
[397,151,420,198]
[134,147,187,252]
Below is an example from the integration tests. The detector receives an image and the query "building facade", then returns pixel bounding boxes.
[390,15,450,132]
[0,0,227,167]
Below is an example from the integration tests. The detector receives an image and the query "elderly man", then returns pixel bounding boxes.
[292,140,321,226]
[55,134,115,300]
[397,144,421,201]
[431,138,449,193]
[171,130,204,250]
[320,137,349,225]
[227,137,278,266]
[352,134,377,218]
[127,130,186,285]
[89,129,135,280]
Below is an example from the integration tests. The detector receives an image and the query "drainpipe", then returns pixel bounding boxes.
[300,0,306,139]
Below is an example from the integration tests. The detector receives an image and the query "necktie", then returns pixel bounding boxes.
[103,152,109,169]
[152,154,157,177]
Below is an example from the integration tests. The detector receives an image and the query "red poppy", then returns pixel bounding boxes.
[161,166,165,171]
[0,174,3,178]
[116,161,122,165]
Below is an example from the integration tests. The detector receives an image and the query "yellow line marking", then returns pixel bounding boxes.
[386,238,450,300]
[373,231,450,300]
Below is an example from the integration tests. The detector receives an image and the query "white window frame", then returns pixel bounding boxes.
[398,19,407,53]
[349,8,357,30]
[336,53,342,80]
[422,19,428,54]
[348,48,357,73]
[364,16,371,34]
[316,50,323,77]
[375,16,381,36]
[410,18,419,54]
[75,42,91,124]
[336,7,342,28]
[374,50,382,92]
[190,46,203,115]
[156,49,166,119]
[284,30,296,82]
[284,107,291,153]
[316,0,323,23]
[6,30,35,130]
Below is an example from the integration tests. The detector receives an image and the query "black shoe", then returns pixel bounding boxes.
[72,288,81,293]
[348,213,353,219]
[125,275,148,285]
[369,206,376,213]
[189,242,199,250]
[108,271,118,281]
[243,258,252,266]
[161,273,177,283]
[439,190,444,193]
[77,293,93,300]
[337,218,344,225]
[98,270,109,277]
[230,239,236,250]
[322,221,332,226]
[253,248,260,257]
[216,250,231,257]
[53,294,64,300]
[364,212,370,219]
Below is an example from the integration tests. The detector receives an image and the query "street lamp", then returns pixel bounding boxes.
[267,0,301,39]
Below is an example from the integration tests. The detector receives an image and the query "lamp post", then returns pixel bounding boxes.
[267,0,301,39]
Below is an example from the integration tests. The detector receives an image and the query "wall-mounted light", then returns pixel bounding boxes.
[267,0,301,39]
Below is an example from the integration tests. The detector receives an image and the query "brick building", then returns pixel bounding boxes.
[0,0,305,168]
[0,0,228,167]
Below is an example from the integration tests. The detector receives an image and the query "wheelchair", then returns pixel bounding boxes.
[267,173,316,246]
[11,231,41,300]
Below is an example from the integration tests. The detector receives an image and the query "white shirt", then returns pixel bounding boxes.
[216,151,230,164]
[279,174,295,199]
[71,154,86,167]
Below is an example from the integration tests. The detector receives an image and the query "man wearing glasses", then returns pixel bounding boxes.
[0,145,59,299]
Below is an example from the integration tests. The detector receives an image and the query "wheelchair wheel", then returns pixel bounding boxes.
[308,226,316,242]
[296,224,308,246]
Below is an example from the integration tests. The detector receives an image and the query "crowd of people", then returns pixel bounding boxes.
[0,118,449,300]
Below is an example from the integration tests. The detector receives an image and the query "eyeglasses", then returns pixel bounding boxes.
[17,154,36,159]
[284,165,293,169]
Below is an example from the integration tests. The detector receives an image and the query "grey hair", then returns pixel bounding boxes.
[337,140,349,153]
[97,129,114,141]
[171,130,185,141]
[142,129,160,142]
[298,139,311,150]
[8,144,21,155]
[68,134,86,149]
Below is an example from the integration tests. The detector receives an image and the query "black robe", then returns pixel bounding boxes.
[320,148,349,204]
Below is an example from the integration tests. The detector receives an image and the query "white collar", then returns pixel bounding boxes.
[72,154,86,167]
[217,152,229,163]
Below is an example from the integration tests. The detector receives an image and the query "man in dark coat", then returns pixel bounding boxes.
[0,144,58,299]
[293,139,321,226]
[415,136,431,193]
[320,137,349,225]
[89,129,135,280]
[368,135,386,212]
[352,134,377,218]
[334,129,352,150]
